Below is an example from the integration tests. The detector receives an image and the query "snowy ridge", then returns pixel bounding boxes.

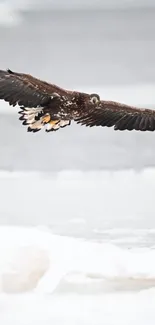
[0,169,154,294]
[0,168,155,232]
[0,169,154,324]
[0,225,155,294]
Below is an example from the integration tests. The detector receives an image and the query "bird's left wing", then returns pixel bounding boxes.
[75,100,155,131]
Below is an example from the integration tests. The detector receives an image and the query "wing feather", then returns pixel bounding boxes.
[75,100,155,131]
[0,69,69,108]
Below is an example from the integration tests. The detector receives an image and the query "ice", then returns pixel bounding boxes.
[0,225,154,294]
[0,225,154,324]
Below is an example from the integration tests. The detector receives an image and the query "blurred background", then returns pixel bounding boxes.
[0,3,155,320]
[0,0,155,171]
[0,0,155,236]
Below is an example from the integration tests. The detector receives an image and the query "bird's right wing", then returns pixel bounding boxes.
[0,69,68,109]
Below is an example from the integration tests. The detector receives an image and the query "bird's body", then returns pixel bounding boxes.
[0,68,155,133]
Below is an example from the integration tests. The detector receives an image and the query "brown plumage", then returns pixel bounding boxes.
[0,68,155,133]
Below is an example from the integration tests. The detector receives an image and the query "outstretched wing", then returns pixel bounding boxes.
[75,100,155,131]
[0,69,68,108]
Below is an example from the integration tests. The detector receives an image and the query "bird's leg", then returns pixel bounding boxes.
[48,120,60,126]
[40,114,60,132]
[42,115,60,127]
[45,120,60,132]
[41,113,51,124]
[45,119,71,132]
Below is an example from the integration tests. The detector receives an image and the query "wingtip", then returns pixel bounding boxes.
[27,126,41,133]
[0,68,13,76]
[7,69,14,74]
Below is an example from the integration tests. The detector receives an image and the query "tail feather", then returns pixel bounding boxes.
[18,106,50,132]
[18,106,71,133]
[45,120,71,132]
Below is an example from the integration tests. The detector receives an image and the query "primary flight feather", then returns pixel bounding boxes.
[0,68,155,133]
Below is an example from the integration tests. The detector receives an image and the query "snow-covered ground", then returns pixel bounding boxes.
[0,225,155,325]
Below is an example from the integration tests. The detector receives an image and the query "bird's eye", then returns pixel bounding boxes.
[90,94,100,104]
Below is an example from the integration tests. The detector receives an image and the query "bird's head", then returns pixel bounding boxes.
[89,93,100,105]
[75,92,101,109]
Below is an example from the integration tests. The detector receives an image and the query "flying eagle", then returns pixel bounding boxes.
[0,68,154,133]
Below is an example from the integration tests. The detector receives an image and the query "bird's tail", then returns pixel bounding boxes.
[18,106,71,132]
[18,106,51,132]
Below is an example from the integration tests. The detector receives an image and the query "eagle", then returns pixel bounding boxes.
[0,68,155,133]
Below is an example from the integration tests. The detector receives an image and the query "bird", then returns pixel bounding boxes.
[0,68,155,133]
